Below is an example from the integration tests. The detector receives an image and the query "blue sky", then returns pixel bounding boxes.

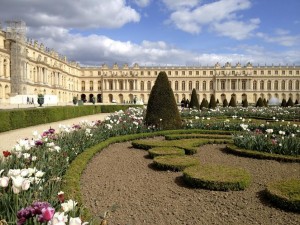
[0,0,299,66]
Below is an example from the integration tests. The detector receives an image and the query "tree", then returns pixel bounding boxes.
[216,99,219,104]
[286,97,294,107]
[281,99,287,107]
[256,97,264,107]
[263,98,268,107]
[189,89,199,109]
[223,99,228,107]
[228,96,237,107]
[242,99,248,107]
[295,99,299,105]
[209,94,217,109]
[200,98,209,109]
[145,71,181,130]
[37,94,44,107]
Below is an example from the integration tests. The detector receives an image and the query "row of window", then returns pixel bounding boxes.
[81,80,300,92]
[98,70,300,77]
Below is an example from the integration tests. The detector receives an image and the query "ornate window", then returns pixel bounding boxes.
[260,80,264,90]
[242,80,247,90]
[274,81,278,90]
[289,80,293,90]
[189,81,192,90]
[196,81,200,90]
[202,81,206,90]
[175,81,178,90]
[281,80,285,90]
[267,80,271,90]
[90,81,93,91]
[182,81,185,91]
[253,80,257,90]
[140,81,144,90]
[81,81,85,91]
[147,81,151,90]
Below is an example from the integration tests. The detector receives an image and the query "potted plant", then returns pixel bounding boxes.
[37,94,44,107]
[73,96,78,105]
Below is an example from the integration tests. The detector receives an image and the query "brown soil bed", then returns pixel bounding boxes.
[81,138,300,225]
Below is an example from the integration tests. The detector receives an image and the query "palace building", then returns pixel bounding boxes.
[0,21,299,105]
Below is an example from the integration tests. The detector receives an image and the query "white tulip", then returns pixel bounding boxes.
[20,169,29,177]
[11,176,24,188]
[35,171,45,178]
[0,177,9,187]
[61,199,77,212]
[48,212,68,225]
[22,179,30,190]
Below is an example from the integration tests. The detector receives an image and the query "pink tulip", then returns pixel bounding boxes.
[41,207,55,221]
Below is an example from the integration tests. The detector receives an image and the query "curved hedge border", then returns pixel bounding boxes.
[132,138,232,154]
[265,179,300,212]
[165,133,232,140]
[225,144,300,163]
[153,155,199,171]
[148,147,185,158]
[183,164,251,191]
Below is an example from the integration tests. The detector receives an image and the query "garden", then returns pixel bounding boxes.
[0,72,299,224]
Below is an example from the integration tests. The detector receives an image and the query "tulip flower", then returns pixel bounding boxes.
[61,199,77,212]
[0,176,9,187]
[39,207,55,222]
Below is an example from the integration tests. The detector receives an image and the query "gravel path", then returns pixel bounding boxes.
[81,139,300,225]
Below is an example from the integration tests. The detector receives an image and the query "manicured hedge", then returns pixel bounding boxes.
[225,144,300,162]
[0,105,138,133]
[183,164,251,191]
[148,147,185,158]
[164,133,232,140]
[153,155,199,171]
[265,179,300,212]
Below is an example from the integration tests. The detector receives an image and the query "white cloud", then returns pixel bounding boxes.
[212,18,260,40]
[164,0,258,39]
[257,31,300,47]
[133,0,151,7]
[27,26,300,67]
[162,0,200,10]
[0,0,140,29]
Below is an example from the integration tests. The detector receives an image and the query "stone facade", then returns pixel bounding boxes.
[0,29,299,105]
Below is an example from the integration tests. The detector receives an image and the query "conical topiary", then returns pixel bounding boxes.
[223,99,228,107]
[281,99,287,107]
[256,97,264,107]
[145,71,181,130]
[263,98,268,107]
[242,99,248,107]
[209,94,217,109]
[295,99,299,105]
[189,89,200,109]
[228,96,237,107]
[200,98,209,109]
[286,97,294,107]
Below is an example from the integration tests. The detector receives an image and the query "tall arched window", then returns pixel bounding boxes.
[98,81,101,91]
[267,80,271,90]
[175,81,178,90]
[209,80,213,90]
[90,81,93,91]
[253,80,257,90]
[274,81,278,90]
[140,81,144,90]
[189,81,192,90]
[296,80,300,90]
[119,80,124,90]
[289,80,293,90]
[203,81,206,91]
[81,81,85,91]
[260,80,264,90]
[196,81,199,90]
[281,80,285,90]
[147,81,151,90]
[182,81,185,91]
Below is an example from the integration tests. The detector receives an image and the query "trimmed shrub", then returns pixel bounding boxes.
[281,99,287,107]
[263,98,268,107]
[242,99,248,108]
[148,147,185,158]
[189,89,199,109]
[145,71,181,130]
[183,164,251,191]
[164,133,232,140]
[200,98,209,109]
[286,97,294,107]
[153,155,199,171]
[256,97,264,107]
[265,179,300,212]
[295,99,299,105]
[223,99,228,107]
[209,94,217,109]
[228,96,237,107]
[0,110,11,132]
